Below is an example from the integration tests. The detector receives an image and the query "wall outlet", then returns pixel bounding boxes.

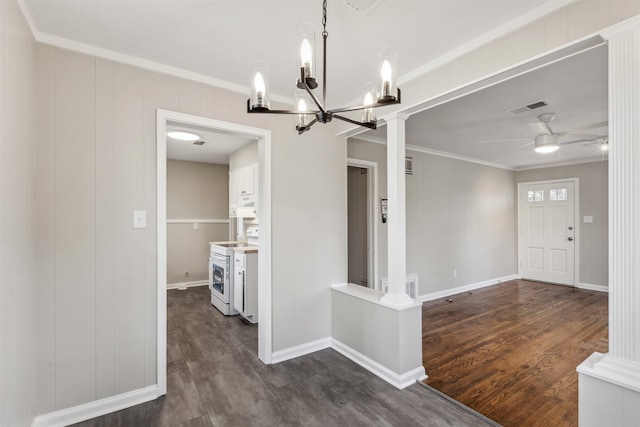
[453,269,457,278]
[184,270,189,278]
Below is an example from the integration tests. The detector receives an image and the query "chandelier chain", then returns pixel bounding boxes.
[322,0,328,37]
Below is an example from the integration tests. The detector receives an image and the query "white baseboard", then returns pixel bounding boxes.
[331,338,426,389]
[32,385,159,427]
[578,282,609,293]
[270,337,331,364]
[166,279,208,290]
[416,274,519,303]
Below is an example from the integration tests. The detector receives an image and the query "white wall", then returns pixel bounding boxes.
[516,161,609,287]
[348,139,516,296]
[34,46,345,414]
[167,160,229,284]
[0,1,37,426]
[229,141,258,170]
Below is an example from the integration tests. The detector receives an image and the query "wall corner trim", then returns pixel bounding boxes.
[31,385,159,427]
[270,337,332,364]
[331,338,426,389]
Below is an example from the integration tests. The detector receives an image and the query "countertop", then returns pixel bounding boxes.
[232,246,258,253]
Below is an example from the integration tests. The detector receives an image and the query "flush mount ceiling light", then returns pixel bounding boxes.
[167,131,200,141]
[534,133,560,153]
[247,0,401,134]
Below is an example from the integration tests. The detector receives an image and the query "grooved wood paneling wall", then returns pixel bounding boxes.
[0,1,37,426]
[34,45,346,414]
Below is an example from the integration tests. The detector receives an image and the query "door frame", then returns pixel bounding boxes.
[347,158,379,290]
[517,177,580,286]
[156,109,272,395]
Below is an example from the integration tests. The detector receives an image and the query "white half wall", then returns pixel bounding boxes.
[331,284,425,389]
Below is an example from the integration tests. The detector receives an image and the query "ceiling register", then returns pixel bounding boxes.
[247,0,401,134]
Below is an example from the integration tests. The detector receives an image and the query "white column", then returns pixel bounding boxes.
[381,113,413,307]
[578,20,640,425]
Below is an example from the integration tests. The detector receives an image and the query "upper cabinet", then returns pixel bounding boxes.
[229,163,258,216]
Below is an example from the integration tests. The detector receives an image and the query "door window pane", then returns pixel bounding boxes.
[550,188,567,201]
[528,190,544,202]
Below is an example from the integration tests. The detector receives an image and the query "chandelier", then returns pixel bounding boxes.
[247,0,401,134]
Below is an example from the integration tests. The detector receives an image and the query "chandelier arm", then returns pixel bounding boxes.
[321,0,328,108]
[300,68,326,113]
[297,118,318,134]
[246,99,320,115]
[328,90,402,114]
[333,114,377,130]
[322,32,327,108]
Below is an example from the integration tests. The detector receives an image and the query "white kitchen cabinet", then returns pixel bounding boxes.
[233,250,258,323]
[229,163,258,217]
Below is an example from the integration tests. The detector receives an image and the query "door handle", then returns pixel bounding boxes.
[568,237,573,241]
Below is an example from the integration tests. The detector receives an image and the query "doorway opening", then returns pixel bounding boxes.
[346,158,378,290]
[156,110,272,395]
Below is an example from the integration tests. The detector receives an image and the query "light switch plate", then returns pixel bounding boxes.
[584,215,593,224]
[133,210,147,229]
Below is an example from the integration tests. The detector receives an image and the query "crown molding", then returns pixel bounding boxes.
[15,0,294,106]
[350,135,515,171]
[397,0,578,85]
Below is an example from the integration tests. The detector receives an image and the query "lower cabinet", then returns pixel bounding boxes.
[233,251,258,323]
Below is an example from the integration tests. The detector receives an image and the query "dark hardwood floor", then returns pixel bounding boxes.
[422,279,608,427]
[74,286,496,426]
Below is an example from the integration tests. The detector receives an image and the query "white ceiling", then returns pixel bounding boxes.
[167,123,255,165]
[20,0,606,170]
[361,44,609,170]
[22,0,555,107]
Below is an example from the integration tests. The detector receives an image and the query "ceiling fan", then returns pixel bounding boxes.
[482,113,608,154]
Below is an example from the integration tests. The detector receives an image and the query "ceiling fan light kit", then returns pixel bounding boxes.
[534,133,560,153]
[247,0,401,134]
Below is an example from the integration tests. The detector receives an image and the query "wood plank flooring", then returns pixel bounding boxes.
[422,279,608,427]
[73,286,496,426]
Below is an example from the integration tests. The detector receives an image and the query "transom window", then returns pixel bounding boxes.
[528,190,544,202]
[550,188,568,201]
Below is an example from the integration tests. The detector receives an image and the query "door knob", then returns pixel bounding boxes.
[568,237,574,241]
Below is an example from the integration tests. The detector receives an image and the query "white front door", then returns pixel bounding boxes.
[519,180,576,285]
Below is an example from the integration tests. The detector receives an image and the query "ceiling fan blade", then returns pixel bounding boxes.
[558,121,608,136]
[560,134,608,145]
[528,121,551,135]
[560,139,592,145]
[479,137,532,144]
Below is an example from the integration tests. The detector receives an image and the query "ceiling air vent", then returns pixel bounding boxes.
[508,101,548,115]
[192,140,206,146]
[345,0,385,14]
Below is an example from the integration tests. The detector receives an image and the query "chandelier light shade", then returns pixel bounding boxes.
[297,23,317,89]
[362,82,376,124]
[377,48,397,103]
[295,89,313,131]
[247,0,401,134]
[250,60,270,111]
